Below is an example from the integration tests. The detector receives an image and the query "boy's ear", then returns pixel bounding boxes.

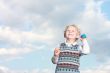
[77,31,81,38]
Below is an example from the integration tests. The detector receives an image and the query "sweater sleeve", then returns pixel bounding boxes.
[51,56,59,64]
[79,39,90,55]
[51,44,60,64]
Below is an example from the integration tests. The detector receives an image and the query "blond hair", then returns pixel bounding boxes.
[64,24,81,39]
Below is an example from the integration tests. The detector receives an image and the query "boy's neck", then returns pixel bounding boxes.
[66,38,76,44]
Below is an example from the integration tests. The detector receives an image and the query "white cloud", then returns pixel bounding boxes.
[0,66,54,73]
[0,1,12,20]
[0,66,8,73]
[0,47,32,61]
[0,61,110,73]
[63,0,110,63]
[0,26,54,44]
[81,60,110,73]
[0,48,31,56]
[0,26,53,60]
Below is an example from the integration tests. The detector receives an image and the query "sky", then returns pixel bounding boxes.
[0,0,110,73]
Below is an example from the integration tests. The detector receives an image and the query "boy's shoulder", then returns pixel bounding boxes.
[60,42,66,46]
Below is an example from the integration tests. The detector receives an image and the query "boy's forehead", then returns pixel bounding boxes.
[67,26,77,30]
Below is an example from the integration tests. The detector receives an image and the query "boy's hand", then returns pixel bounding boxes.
[80,34,87,41]
[54,48,60,57]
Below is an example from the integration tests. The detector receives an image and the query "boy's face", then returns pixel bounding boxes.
[65,26,78,39]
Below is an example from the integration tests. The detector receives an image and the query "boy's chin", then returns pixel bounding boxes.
[67,37,76,39]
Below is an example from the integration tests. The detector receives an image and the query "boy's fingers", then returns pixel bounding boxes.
[55,50,60,53]
[55,50,58,53]
[54,48,60,54]
[55,48,60,50]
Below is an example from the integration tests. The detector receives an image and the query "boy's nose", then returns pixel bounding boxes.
[69,31,73,33]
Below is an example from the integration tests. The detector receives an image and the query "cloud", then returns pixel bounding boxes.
[0,66,54,73]
[0,66,9,73]
[80,0,110,62]
[0,25,54,43]
[0,26,53,61]
[0,0,85,29]
[0,25,54,47]
[0,47,33,61]
[0,60,110,73]
[81,60,110,73]
[0,48,31,56]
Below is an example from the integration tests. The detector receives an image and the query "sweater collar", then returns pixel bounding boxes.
[65,40,78,46]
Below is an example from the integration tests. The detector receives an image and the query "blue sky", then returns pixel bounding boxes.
[0,0,110,73]
[102,0,110,20]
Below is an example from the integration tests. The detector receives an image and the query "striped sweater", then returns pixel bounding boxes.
[52,40,90,73]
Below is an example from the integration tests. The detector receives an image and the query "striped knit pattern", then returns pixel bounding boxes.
[55,43,81,73]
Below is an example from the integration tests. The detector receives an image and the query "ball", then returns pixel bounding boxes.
[81,34,87,38]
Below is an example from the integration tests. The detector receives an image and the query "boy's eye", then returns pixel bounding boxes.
[66,30,69,32]
[66,30,74,32]
[72,30,74,32]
